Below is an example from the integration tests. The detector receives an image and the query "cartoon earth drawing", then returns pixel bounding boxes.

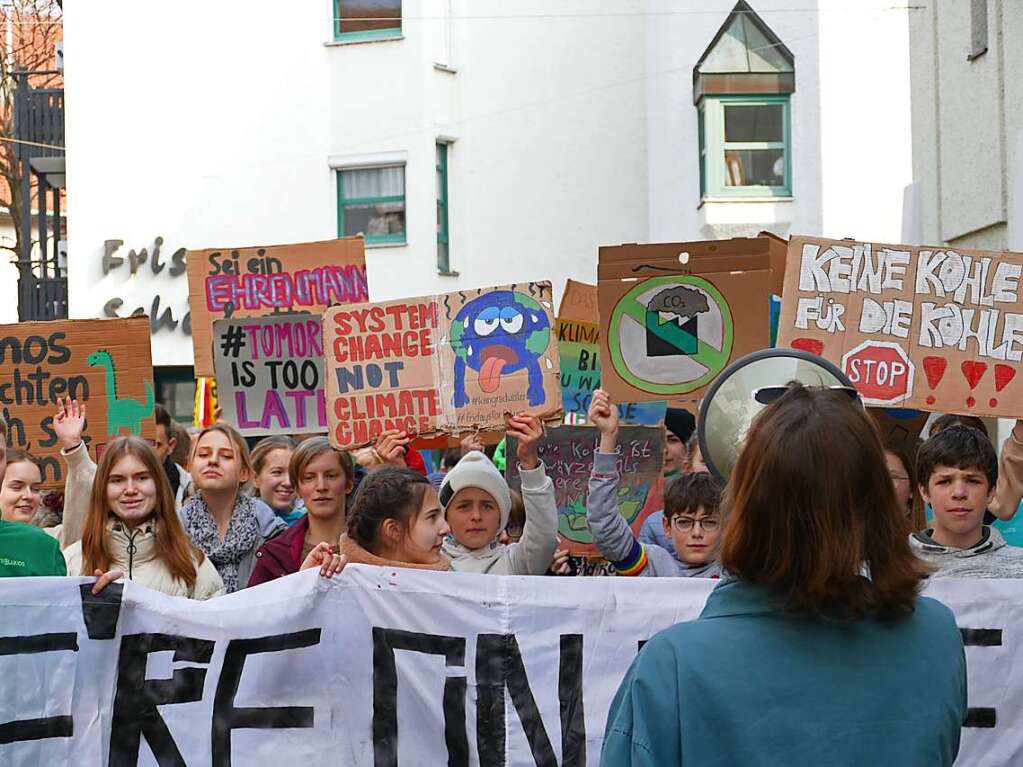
[559,481,648,543]
[87,349,155,436]
[450,291,551,408]
[608,275,733,396]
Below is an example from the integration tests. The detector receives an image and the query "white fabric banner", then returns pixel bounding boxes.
[0,568,1016,766]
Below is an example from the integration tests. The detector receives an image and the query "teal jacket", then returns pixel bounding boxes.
[602,577,966,766]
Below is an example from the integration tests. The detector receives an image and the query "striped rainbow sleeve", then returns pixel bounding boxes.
[613,539,648,577]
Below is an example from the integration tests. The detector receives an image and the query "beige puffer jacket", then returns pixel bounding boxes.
[63,518,224,600]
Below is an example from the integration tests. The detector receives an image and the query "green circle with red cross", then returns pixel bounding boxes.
[608,275,734,395]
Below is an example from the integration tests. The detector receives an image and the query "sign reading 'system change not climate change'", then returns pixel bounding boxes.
[778,236,1023,416]
[323,283,563,450]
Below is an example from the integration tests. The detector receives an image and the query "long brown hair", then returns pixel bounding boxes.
[720,385,928,619]
[81,436,202,588]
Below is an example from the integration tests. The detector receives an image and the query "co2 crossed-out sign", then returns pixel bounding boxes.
[608,276,734,396]
[842,340,915,405]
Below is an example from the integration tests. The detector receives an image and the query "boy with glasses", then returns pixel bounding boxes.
[587,389,722,577]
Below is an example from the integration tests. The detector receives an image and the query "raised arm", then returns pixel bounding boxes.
[55,397,94,548]
[585,389,648,573]
[989,420,1023,521]
[504,413,558,575]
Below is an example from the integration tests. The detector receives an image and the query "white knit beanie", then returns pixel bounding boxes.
[439,450,512,531]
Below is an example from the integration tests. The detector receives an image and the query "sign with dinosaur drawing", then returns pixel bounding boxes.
[186,237,369,377]
[0,317,155,487]
[323,282,563,450]
[597,238,778,404]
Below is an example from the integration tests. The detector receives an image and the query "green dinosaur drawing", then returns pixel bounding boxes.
[87,349,154,436]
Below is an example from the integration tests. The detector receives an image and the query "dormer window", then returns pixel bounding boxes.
[694,2,794,199]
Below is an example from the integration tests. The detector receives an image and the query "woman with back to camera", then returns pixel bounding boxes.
[602,384,966,766]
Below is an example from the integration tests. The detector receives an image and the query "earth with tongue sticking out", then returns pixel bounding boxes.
[479,346,518,392]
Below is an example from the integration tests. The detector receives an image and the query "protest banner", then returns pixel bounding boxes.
[0,570,1016,765]
[0,317,155,487]
[186,237,368,377]
[597,237,779,405]
[323,282,562,450]
[556,281,666,425]
[777,236,1023,416]
[506,424,664,557]
[212,315,327,436]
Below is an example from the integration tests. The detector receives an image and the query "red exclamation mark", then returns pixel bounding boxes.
[922,356,947,406]
[991,364,1017,408]
[961,361,988,408]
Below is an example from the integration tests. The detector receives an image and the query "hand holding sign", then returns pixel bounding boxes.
[374,430,411,467]
[507,413,543,470]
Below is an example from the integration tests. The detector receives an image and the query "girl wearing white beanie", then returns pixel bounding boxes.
[440,413,558,574]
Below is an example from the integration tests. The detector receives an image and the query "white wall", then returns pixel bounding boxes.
[65,0,912,366]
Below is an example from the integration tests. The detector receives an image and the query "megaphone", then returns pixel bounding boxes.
[697,348,858,482]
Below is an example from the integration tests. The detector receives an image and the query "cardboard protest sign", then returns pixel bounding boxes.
[777,236,1023,416]
[557,281,666,425]
[212,315,327,436]
[186,237,368,377]
[323,282,562,450]
[506,424,664,556]
[598,238,778,404]
[0,317,155,487]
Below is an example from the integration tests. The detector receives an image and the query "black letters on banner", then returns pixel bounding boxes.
[0,633,78,745]
[211,629,321,767]
[476,633,585,767]
[108,633,215,767]
[372,627,468,767]
[961,628,1002,728]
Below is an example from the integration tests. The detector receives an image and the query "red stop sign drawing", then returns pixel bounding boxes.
[841,340,915,404]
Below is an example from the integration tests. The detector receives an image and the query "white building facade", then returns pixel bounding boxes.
[63,0,913,377]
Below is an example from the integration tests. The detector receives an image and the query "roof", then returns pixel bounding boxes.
[694,1,794,76]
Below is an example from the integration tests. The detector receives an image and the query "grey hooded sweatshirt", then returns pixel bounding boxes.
[909,527,1023,578]
[587,452,722,578]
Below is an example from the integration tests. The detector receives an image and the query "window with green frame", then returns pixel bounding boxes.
[337,165,406,245]
[436,143,455,274]
[698,95,791,198]
[334,0,401,42]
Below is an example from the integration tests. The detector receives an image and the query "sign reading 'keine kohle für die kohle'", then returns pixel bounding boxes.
[777,236,1023,416]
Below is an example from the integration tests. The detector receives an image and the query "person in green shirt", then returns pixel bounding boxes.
[0,416,65,577]
[0,517,66,576]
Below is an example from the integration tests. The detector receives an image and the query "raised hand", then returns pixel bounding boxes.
[506,413,544,470]
[588,389,620,454]
[54,397,87,452]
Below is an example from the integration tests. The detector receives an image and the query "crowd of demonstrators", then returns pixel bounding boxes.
[2,383,1023,606]
[587,390,723,578]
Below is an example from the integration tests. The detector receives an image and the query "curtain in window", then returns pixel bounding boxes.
[342,166,404,199]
